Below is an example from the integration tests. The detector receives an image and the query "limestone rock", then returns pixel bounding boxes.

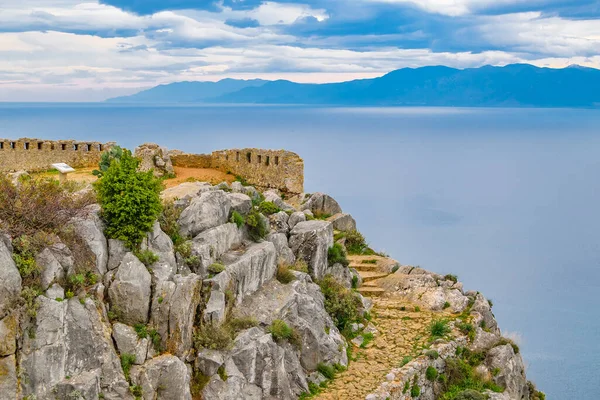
[107,238,128,271]
[196,349,225,377]
[191,223,242,276]
[0,239,21,319]
[134,143,175,178]
[301,193,342,216]
[143,222,177,282]
[289,221,334,280]
[46,283,65,300]
[149,280,176,354]
[231,181,244,193]
[264,190,296,212]
[204,290,227,324]
[327,213,357,232]
[486,344,528,399]
[112,323,148,365]
[36,247,66,290]
[53,370,101,400]
[270,211,290,234]
[130,355,192,400]
[470,328,500,352]
[0,355,17,399]
[0,313,17,356]
[288,211,306,229]
[165,274,202,357]
[108,253,152,325]
[472,293,499,334]
[161,181,210,202]
[328,263,354,289]
[178,190,232,238]
[266,233,296,266]
[228,192,253,215]
[72,205,109,275]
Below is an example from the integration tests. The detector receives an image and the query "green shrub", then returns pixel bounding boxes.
[227,317,258,333]
[134,249,159,267]
[342,230,376,255]
[317,363,336,380]
[217,365,228,381]
[391,264,400,273]
[414,306,421,312]
[443,301,451,309]
[120,353,137,381]
[93,145,123,177]
[430,319,451,338]
[444,274,458,283]
[360,332,374,348]
[208,263,226,275]
[230,211,245,228]
[129,384,143,399]
[400,356,413,366]
[426,366,439,381]
[498,338,520,354]
[21,286,42,318]
[268,319,297,344]
[94,149,163,249]
[246,210,268,241]
[190,371,211,397]
[411,384,421,397]
[258,201,280,215]
[327,243,349,267]
[351,275,359,289]
[65,290,74,299]
[194,323,232,350]
[159,200,184,246]
[453,390,487,400]
[134,324,148,339]
[276,264,296,284]
[318,275,364,333]
[426,349,440,359]
[12,236,41,284]
[149,329,163,353]
[457,322,476,341]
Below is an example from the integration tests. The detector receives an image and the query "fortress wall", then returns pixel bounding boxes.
[0,138,114,172]
[170,148,304,194]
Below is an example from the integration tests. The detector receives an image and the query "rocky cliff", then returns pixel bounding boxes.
[0,178,542,400]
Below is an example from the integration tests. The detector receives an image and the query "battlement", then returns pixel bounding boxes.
[169,148,304,194]
[0,138,114,172]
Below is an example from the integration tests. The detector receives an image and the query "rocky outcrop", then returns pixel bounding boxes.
[327,213,356,232]
[108,253,152,325]
[179,190,232,238]
[301,192,342,216]
[289,221,333,280]
[0,238,21,319]
[130,355,192,400]
[135,143,175,178]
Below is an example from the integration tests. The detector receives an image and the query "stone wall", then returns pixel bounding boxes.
[0,138,114,172]
[170,148,304,194]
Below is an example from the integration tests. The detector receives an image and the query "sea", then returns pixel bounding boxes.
[1,103,599,399]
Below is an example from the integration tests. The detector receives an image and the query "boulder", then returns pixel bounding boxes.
[107,238,128,271]
[130,355,192,400]
[301,193,342,216]
[266,233,296,266]
[134,143,175,178]
[0,313,17,356]
[0,239,21,319]
[231,181,244,193]
[0,355,17,399]
[328,263,353,289]
[36,247,66,290]
[191,223,243,276]
[270,211,290,234]
[178,190,232,238]
[196,349,225,377]
[165,274,202,357]
[327,213,356,232]
[53,370,101,400]
[228,192,252,215]
[112,323,148,365]
[204,290,227,324]
[288,212,306,229]
[143,222,177,282]
[264,190,296,212]
[289,221,334,280]
[46,283,65,300]
[108,253,152,325]
[161,181,211,202]
[486,344,528,399]
[470,328,500,352]
[149,280,176,354]
[472,293,499,334]
[72,205,109,275]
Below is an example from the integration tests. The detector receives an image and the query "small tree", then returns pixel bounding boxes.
[94,149,162,249]
[93,145,123,177]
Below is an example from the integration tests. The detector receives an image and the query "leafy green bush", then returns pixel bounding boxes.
[258,201,280,215]
[318,275,364,333]
[400,356,413,366]
[134,249,159,266]
[341,230,376,255]
[411,384,421,397]
[351,274,359,289]
[12,236,41,284]
[246,210,268,241]
[443,301,451,309]
[208,263,226,275]
[94,149,163,249]
[327,243,349,267]
[426,366,439,381]
[93,145,123,177]
[230,211,245,228]
[360,332,374,348]
[439,357,504,400]
[276,264,296,284]
[453,390,487,400]
[21,286,42,317]
[457,322,475,341]
[227,317,258,332]
[134,324,148,339]
[149,329,163,353]
[430,319,451,338]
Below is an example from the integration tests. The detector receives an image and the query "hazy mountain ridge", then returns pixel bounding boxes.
[107,64,600,107]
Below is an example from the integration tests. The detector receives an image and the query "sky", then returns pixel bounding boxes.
[0,0,599,101]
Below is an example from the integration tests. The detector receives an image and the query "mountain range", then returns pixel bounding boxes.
[108,64,600,107]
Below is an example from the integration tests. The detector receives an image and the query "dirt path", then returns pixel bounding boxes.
[163,166,234,188]
[315,256,450,400]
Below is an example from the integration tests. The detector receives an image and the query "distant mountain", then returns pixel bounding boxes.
[107,65,600,107]
[107,78,268,103]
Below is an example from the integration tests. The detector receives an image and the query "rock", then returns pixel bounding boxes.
[143,222,177,282]
[270,211,290,234]
[36,247,66,290]
[161,181,211,202]
[203,375,263,400]
[301,193,342,216]
[328,263,353,288]
[242,186,261,202]
[288,211,306,229]
[0,239,21,319]
[107,239,128,271]
[486,344,528,399]
[72,205,109,275]
[327,213,356,232]
[204,290,227,324]
[470,328,500,352]
[149,280,176,354]
[231,181,244,193]
[228,192,252,215]
[46,283,65,300]
[108,253,152,325]
[264,190,296,212]
[0,355,17,399]
[472,293,499,334]
[216,181,231,191]
[0,313,17,356]
[191,223,243,276]
[53,370,101,400]
[351,336,364,347]
[302,209,314,218]
[134,143,175,178]
[350,268,363,288]
[289,221,334,280]
[130,355,192,400]
[7,170,28,185]
[266,233,296,266]
[178,190,232,238]
[165,274,202,357]
[112,323,148,365]
[196,349,225,376]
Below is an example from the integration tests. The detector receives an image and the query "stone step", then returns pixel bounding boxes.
[351,264,382,272]
[359,272,389,283]
[357,287,385,297]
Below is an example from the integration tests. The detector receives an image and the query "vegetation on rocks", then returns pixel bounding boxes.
[134,249,159,266]
[94,149,163,249]
[318,275,364,334]
[258,201,280,215]
[327,243,349,267]
[276,263,296,284]
[268,319,300,346]
[246,209,268,241]
[92,145,123,177]
[230,210,245,228]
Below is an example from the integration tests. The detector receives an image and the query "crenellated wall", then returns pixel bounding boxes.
[0,138,114,172]
[170,148,304,194]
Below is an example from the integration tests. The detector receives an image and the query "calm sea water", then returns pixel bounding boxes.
[1,103,599,399]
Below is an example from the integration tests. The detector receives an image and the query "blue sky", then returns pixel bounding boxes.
[1,0,599,101]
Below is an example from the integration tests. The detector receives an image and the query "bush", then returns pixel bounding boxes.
[327,243,349,267]
[268,319,296,343]
[444,274,458,283]
[430,319,451,338]
[411,384,421,397]
[134,324,148,339]
[426,366,439,381]
[258,201,280,215]
[12,236,41,285]
[400,356,413,367]
[351,274,359,289]
[194,323,232,350]
[246,210,268,241]
[457,322,475,341]
[159,200,184,246]
[342,230,376,255]
[94,149,163,249]
[228,317,258,333]
[318,275,364,333]
[454,390,487,400]
[443,301,451,309]
[21,286,42,318]
[276,264,296,284]
[120,353,137,381]
[149,329,162,353]
[317,363,336,380]
[426,349,440,359]
[134,249,159,266]
[208,263,225,275]
[93,145,123,177]
[498,337,520,354]
[230,211,245,228]
[360,332,374,348]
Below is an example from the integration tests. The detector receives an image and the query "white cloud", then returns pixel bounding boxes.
[368,0,521,16]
